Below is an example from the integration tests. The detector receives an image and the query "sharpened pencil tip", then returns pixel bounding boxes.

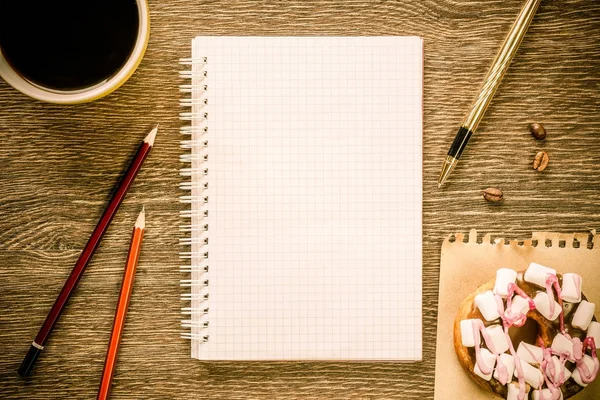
[135,207,145,229]
[144,125,158,147]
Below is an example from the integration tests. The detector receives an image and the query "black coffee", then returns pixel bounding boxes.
[0,0,139,91]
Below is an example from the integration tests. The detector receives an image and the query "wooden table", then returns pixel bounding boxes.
[1,1,599,398]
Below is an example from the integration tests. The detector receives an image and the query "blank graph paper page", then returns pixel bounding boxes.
[186,36,422,360]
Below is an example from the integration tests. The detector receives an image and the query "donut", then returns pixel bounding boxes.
[453,263,599,400]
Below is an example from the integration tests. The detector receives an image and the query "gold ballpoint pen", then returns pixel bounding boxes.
[438,0,543,187]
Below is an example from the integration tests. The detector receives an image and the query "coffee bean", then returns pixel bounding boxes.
[529,123,546,140]
[483,187,503,203]
[533,151,549,171]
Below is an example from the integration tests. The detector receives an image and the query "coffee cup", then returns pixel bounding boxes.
[0,0,149,104]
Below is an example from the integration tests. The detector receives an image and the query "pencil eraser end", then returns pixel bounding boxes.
[18,345,42,377]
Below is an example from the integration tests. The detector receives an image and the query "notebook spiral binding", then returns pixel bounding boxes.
[179,56,210,343]
[447,229,598,249]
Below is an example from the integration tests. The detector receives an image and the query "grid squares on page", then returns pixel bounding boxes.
[189,37,422,360]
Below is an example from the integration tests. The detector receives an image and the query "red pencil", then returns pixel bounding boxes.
[18,126,158,377]
[97,208,145,400]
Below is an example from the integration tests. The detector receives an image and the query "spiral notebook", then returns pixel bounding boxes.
[180,37,423,360]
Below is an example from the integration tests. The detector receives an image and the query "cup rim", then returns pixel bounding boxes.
[0,0,150,104]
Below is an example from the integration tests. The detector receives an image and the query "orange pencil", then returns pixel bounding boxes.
[97,208,145,400]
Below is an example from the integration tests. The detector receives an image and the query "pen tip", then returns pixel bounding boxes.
[144,125,159,147]
[135,207,146,229]
[437,156,458,189]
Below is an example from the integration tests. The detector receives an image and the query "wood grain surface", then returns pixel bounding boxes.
[1,0,599,399]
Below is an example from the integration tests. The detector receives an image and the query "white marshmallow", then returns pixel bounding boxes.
[460,319,481,347]
[516,342,543,364]
[485,324,510,354]
[531,389,563,400]
[473,348,496,381]
[571,354,597,387]
[475,291,501,321]
[533,292,562,321]
[524,262,556,288]
[545,355,571,383]
[506,382,529,400]
[515,359,545,389]
[572,300,595,331]
[493,268,518,298]
[551,333,575,362]
[509,295,531,315]
[587,321,600,345]
[493,353,515,383]
[560,273,582,303]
